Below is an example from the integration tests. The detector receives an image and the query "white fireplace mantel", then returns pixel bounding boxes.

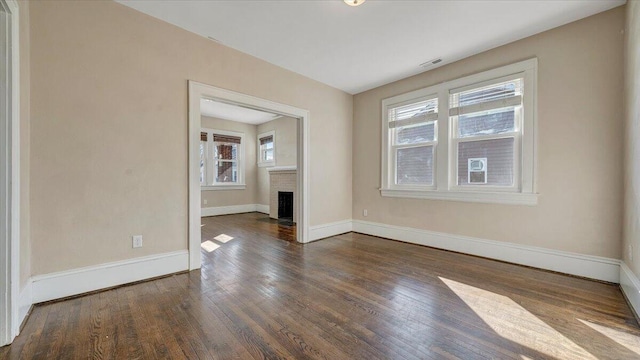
[267,166,297,173]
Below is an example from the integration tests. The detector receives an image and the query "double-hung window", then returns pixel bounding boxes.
[450,77,523,190]
[200,128,245,190]
[381,59,537,205]
[258,131,275,167]
[389,97,438,188]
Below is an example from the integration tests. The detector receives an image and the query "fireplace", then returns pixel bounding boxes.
[278,192,294,221]
[268,167,297,222]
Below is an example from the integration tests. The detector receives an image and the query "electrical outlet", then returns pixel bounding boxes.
[132,235,143,248]
[204,199,208,205]
[363,209,368,217]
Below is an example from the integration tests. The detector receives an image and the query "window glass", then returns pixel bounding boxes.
[458,108,515,138]
[397,122,435,144]
[457,138,514,186]
[396,146,434,185]
[216,161,238,183]
[216,143,237,161]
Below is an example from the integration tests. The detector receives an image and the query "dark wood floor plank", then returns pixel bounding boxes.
[3,212,640,360]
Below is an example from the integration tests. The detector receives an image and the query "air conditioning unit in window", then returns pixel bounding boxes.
[468,158,487,184]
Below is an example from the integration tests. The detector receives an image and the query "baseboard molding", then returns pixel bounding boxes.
[202,204,259,217]
[620,262,640,318]
[352,220,620,283]
[15,281,32,336]
[31,250,189,304]
[256,204,270,214]
[309,220,353,242]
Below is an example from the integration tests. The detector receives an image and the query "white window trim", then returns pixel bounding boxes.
[381,58,538,205]
[257,130,276,168]
[0,0,20,345]
[200,128,246,190]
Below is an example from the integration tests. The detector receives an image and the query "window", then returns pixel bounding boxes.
[381,59,537,205]
[200,128,245,190]
[389,97,438,188]
[258,131,276,167]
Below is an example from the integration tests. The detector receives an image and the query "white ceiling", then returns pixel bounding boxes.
[200,99,280,125]
[118,0,625,94]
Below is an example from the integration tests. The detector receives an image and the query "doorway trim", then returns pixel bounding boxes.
[0,0,20,346]
[187,81,310,270]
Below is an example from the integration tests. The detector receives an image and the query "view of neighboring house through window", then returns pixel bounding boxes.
[258,130,275,167]
[200,128,245,189]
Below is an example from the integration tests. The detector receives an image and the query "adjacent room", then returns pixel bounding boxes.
[199,98,300,246]
[1,0,640,358]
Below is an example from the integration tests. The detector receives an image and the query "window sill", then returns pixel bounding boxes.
[258,161,275,168]
[380,188,538,206]
[201,184,246,191]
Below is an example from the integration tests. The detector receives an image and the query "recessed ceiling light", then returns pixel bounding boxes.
[344,0,366,6]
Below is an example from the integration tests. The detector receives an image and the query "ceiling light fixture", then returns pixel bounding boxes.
[344,0,365,6]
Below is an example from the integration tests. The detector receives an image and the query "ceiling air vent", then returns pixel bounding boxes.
[419,58,442,69]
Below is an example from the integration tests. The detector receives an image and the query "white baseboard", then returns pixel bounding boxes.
[256,204,270,214]
[15,281,32,336]
[353,220,620,283]
[201,204,263,217]
[31,250,189,304]
[620,262,640,318]
[309,220,353,242]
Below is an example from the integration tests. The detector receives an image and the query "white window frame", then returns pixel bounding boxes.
[200,128,246,191]
[381,58,538,205]
[257,130,276,167]
[385,93,439,191]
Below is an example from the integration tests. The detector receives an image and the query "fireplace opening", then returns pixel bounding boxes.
[278,191,294,223]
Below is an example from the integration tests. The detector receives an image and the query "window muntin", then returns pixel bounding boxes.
[258,131,275,167]
[201,129,244,188]
[388,97,438,188]
[380,59,537,205]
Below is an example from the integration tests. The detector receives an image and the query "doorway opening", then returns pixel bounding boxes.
[188,81,309,270]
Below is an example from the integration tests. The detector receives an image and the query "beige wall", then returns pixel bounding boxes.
[623,1,640,275]
[353,7,624,258]
[29,0,352,275]
[19,0,30,289]
[256,116,297,206]
[201,116,257,208]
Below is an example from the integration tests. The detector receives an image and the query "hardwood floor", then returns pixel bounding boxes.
[2,212,640,359]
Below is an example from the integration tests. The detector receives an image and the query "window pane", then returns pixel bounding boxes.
[396,122,435,144]
[457,79,521,107]
[457,138,514,186]
[458,107,515,138]
[216,161,238,183]
[396,146,433,185]
[389,98,437,122]
[264,149,274,161]
[216,143,237,160]
[200,141,206,184]
[264,142,274,150]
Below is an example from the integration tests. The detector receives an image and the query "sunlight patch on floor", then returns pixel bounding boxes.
[201,240,220,252]
[578,319,640,355]
[214,234,234,243]
[440,277,596,360]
